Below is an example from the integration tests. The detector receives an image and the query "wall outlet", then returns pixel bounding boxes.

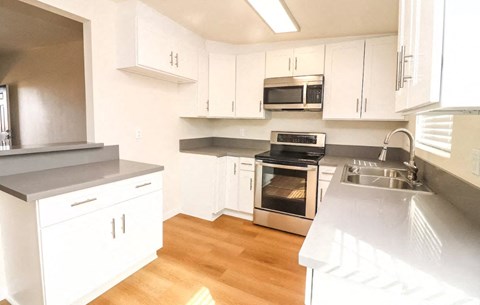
[472,148,480,176]
[135,128,142,140]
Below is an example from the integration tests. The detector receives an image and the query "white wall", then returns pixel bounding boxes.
[16,0,214,219]
[0,41,86,146]
[407,114,480,188]
[213,112,407,147]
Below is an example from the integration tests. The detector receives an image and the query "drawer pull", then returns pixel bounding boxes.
[71,198,97,207]
[112,218,116,239]
[122,214,126,234]
[321,172,335,175]
[241,163,253,166]
[135,182,152,189]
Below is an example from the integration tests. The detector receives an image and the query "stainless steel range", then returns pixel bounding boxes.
[254,131,326,236]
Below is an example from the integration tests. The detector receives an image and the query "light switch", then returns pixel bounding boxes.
[472,148,480,176]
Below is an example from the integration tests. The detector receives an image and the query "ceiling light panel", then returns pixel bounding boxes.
[247,0,299,33]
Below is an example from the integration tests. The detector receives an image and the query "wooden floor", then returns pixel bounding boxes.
[1,214,306,305]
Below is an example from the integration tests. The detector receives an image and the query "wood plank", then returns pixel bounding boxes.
[0,214,306,305]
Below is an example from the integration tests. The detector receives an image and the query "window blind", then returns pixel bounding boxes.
[416,114,453,154]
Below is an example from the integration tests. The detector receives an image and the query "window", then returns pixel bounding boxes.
[415,114,453,157]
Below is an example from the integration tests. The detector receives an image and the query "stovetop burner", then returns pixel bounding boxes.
[255,131,327,166]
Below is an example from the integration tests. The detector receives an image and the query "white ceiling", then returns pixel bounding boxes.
[0,0,83,55]
[143,0,399,44]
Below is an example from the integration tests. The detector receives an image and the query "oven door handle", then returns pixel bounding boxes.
[256,160,317,171]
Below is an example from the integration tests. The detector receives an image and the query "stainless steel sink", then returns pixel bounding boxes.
[341,164,432,193]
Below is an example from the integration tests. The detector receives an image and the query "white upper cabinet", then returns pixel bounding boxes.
[265,45,325,78]
[323,36,405,121]
[208,53,236,117]
[395,0,480,113]
[116,0,198,83]
[235,52,266,118]
[323,40,365,120]
[362,36,404,120]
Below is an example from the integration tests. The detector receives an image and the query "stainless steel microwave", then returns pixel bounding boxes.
[263,75,324,111]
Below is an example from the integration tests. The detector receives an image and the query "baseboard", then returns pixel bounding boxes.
[223,209,253,221]
[163,208,181,221]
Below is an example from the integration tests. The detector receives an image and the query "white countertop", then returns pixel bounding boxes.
[300,156,480,304]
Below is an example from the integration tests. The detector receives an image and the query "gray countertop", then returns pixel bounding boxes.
[0,142,104,156]
[0,159,164,202]
[180,146,266,158]
[300,156,480,302]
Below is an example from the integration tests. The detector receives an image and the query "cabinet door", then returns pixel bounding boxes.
[323,40,365,120]
[41,207,116,305]
[175,43,198,81]
[265,49,294,78]
[406,0,444,109]
[236,52,266,118]
[238,170,254,214]
[208,53,236,117]
[197,49,209,116]
[362,36,404,120]
[293,45,325,76]
[395,0,413,112]
[318,180,330,204]
[115,191,163,267]
[225,157,239,210]
[214,157,227,214]
[136,18,174,74]
[180,153,218,220]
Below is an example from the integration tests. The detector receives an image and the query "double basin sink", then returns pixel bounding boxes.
[341,164,432,193]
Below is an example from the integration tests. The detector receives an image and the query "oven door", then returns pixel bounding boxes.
[254,160,318,219]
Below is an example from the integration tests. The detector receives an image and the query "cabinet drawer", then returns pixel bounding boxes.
[38,172,163,228]
[318,165,337,181]
[114,172,163,203]
[239,158,255,171]
[38,184,113,228]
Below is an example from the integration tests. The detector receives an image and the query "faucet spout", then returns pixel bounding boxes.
[378,128,418,183]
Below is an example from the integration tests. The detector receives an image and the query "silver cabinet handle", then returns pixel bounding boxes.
[259,100,262,112]
[136,182,152,189]
[320,188,323,202]
[169,51,174,66]
[356,98,360,113]
[249,178,253,191]
[234,163,237,175]
[71,198,97,207]
[206,100,209,112]
[112,218,116,239]
[175,53,179,68]
[122,214,126,234]
[364,98,368,113]
[231,101,235,113]
[295,57,298,70]
[288,58,291,71]
[395,50,401,91]
[241,162,253,166]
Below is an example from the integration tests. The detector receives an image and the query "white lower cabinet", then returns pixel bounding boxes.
[181,154,255,221]
[317,165,336,205]
[0,172,163,305]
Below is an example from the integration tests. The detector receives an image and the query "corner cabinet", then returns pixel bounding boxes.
[395,0,480,113]
[0,172,163,305]
[116,0,198,83]
[323,36,405,121]
[235,52,266,119]
[208,53,236,118]
[265,45,325,78]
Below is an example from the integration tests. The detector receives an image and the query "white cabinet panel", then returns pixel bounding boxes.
[225,157,239,210]
[41,207,115,305]
[293,45,325,76]
[136,18,173,74]
[208,53,236,117]
[238,170,254,214]
[362,36,404,120]
[323,40,365,120]
[318,180,330,204]
[265,49,294,78]
[236,52,266,118]
[214,157,227,214]
[324,37,404,121]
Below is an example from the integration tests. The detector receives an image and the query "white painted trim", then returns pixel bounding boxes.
[222,209,253,221]
[163,208,181,221]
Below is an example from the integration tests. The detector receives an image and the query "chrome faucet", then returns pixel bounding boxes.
[378,128,418,183]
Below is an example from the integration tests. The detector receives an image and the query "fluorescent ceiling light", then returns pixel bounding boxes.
[247,0,300,33]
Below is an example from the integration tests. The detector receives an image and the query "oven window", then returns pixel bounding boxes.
[264,86,303,105]
[260,166,307,217]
